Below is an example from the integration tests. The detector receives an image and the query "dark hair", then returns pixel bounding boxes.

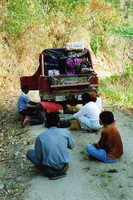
[99,111,114,125]
[81,93,95,103]
[46,112,60,127]
[21,85,29,92]
[60,103,67,111]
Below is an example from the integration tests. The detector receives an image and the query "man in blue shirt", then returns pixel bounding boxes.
[18,85,37,117]
[26,112,75,179]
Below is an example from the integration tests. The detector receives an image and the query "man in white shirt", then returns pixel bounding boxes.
[73,93,102,132]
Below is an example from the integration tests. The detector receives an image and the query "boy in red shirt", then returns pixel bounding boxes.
[39,102,64,114]
[86,111,123,163]
[23,102,66,126]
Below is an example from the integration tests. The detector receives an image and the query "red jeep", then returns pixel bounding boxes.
[20,48,98,105]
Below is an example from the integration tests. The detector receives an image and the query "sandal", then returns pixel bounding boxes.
[82,129,98,133]
[49,173,67,180]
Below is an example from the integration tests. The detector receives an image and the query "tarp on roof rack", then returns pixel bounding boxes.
[42,48,89,60]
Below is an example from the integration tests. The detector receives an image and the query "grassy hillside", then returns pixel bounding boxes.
[99,65,133,110]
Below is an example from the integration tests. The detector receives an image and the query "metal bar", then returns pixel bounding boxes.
[40,54,44,76]
[50,83,90,88]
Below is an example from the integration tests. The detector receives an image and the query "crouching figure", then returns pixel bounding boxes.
[27,112,75,179]
[86,111,123,163]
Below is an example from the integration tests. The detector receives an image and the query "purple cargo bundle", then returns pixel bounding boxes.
[65,58,83,75]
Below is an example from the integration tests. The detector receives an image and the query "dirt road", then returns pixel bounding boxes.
[23,109,133,200]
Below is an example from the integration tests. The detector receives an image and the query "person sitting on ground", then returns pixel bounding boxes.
[26,112,75,179]
[18,85,37,117]
[73,93,102,132]
[23,101,67,126]
[86,111,123,163]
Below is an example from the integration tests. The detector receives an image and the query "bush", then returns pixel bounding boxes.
[2,0,45,37]
[89,0,120,55]
[99,65,133,109]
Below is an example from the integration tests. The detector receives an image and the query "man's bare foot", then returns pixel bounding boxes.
[25,116,30,119]
[21,117,30,128]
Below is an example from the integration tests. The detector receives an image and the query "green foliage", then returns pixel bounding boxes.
[1,0,132,58]
[99,65,133,108]
[2,0,46,37]
[41,0,87,14]
[124,64,133,76]
[119,192,126,198]
[89,0,120,55]
[114,26,133,38]
[0,169,6,177]
[1,0,88,39]
[91,36,102,55]
[104,0,120,8]
[7,180,18,190]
